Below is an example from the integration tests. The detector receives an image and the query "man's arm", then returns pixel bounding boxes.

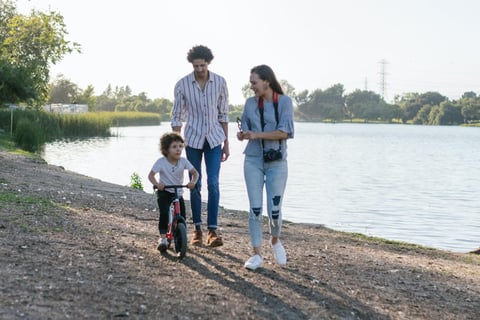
[171,81,185,130]
[221,121,229,161]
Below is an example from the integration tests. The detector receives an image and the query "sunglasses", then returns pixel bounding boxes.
[236,117,242,132]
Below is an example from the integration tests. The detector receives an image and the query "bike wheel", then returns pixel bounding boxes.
[174,222,187,259]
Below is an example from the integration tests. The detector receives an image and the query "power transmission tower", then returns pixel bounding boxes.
[378,59,388,100]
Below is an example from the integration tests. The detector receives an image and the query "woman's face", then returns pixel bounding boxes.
[249,72,268,97]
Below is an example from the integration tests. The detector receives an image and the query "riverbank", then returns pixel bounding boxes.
[1,150,479,319]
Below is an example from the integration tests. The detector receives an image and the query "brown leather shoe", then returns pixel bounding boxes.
[191,230,203,246]
[206,230,223,247]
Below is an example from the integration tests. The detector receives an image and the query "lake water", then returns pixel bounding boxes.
[42,123,480,253]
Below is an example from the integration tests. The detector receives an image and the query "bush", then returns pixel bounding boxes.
[13,118,46,152]
[129,172,144,190]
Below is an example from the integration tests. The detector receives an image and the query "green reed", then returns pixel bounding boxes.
[100,111,161,127]
[0,109,161,152]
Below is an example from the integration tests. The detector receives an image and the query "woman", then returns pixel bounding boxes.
[237,65,294,270]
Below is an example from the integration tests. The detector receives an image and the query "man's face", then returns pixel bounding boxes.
[191,59,209,79]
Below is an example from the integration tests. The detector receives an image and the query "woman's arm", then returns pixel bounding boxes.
[240,129,288,141]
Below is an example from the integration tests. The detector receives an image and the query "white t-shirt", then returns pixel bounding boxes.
[150,157,194,195]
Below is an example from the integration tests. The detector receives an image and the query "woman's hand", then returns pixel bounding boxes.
[236,131,244,141]
[240,130,258,140]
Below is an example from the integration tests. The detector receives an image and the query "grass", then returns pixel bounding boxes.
[0,190,53,211]
[348,231,435,250]
[0,131,42,160]
[0,189,63,232]
[0,131,16,151]
[345,231,480,263]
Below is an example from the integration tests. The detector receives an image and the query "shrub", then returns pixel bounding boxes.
[129,172,144,190]
[13,118,46,152]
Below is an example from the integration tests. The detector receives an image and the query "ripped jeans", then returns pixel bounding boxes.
[244,156,288,248]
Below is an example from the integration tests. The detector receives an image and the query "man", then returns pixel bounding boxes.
[171,45,229,247]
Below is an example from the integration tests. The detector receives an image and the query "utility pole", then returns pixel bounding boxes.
[378,59,388,100]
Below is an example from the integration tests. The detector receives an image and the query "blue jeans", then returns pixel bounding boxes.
[244,156,288,248]
[186,141,222,230]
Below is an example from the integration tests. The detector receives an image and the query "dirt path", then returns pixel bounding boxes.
[1,150,479,319]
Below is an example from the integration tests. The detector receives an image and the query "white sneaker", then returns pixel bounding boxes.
[244,254,263,270]
[157,238,168,253]
[271,240,287,266]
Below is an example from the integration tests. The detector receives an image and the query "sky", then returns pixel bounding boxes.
[16,0,480,105]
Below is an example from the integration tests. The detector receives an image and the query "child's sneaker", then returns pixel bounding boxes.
[271,240,287,266]
[157,238,168,253]
[244,254,263,270]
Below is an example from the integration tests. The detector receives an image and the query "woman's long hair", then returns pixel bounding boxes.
[250,65,284,95]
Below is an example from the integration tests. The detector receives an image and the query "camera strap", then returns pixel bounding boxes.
[258,92,281,151]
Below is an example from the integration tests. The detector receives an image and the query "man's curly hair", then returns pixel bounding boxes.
[187,45,214,63]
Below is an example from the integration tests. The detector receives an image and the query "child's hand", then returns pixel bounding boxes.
[187,181,196,190]
[156,183,165,191]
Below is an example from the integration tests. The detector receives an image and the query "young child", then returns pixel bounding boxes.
[148,132,199,252]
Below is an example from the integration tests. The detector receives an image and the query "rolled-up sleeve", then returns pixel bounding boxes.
[217,80,229,123]
[171,81,185,128]
[278,96,295,139]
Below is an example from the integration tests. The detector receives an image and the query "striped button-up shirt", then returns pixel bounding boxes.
[171,71,229,149]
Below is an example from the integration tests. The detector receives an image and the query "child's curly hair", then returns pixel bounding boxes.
[160,132,184,157]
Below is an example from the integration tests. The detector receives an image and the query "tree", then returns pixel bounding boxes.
[48,74,80,104]
[280,79,296,101]
[382,104,404,122]
[241,83,252,99]
[0,1,80,106]
[77,85,97,111]
[457,92,480,123]
[345,90,383,120]
[428,102,462,125]
[418,91,447,107]
[396,93,422,122]
[297,84,345,121]
[461,91,477,99]
[412,104,432,124]
[294,89,309,106]
[0,59,37,103]
[460,103,480,123]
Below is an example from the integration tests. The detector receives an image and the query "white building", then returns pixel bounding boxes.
[43,104,88,113]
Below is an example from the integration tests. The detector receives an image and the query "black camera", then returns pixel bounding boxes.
[263,149,282,162]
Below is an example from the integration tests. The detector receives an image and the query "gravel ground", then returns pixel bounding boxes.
[1,150,480,319]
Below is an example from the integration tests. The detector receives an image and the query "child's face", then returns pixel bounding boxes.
[167,141,184,159]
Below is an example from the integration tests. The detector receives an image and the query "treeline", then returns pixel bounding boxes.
[294,84,480,125]
[2,1,479,127]
[48,75,173,120]
[49,76,480,126]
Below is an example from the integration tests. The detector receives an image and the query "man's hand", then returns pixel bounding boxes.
[222,140,230,161]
